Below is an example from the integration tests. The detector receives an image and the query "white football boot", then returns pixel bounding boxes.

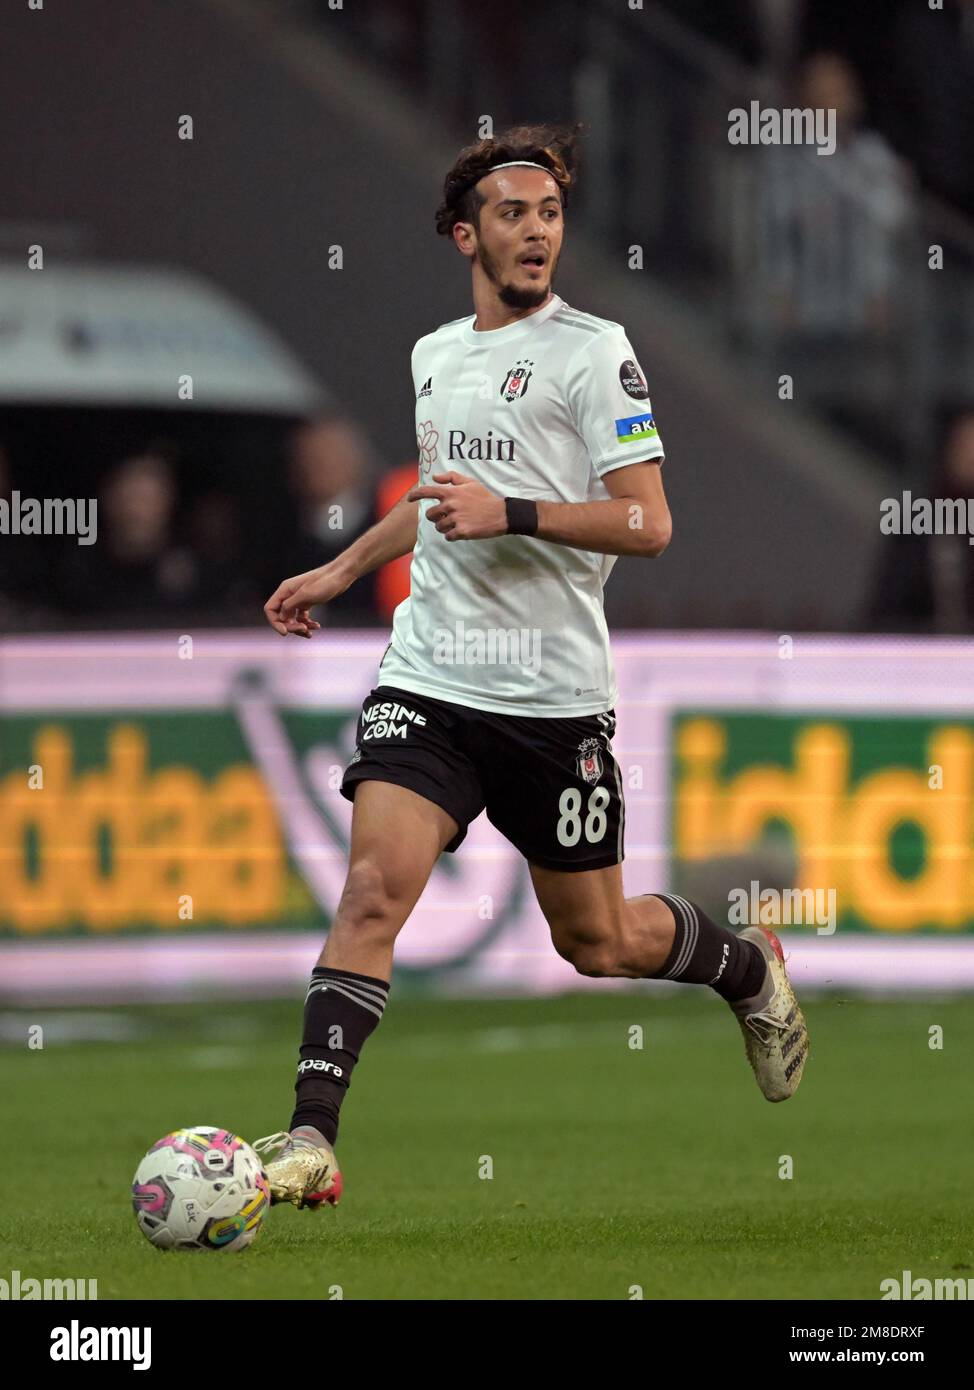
[730,927,809,1102]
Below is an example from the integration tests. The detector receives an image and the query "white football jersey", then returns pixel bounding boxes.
[377,293,665,717]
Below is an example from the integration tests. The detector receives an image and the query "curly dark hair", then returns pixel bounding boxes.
[435,122,582,237]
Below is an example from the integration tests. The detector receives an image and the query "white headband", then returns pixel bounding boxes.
[485,160,551,174]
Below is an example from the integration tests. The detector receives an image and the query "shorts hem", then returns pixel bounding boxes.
[525,852,624,874]
[340,766,470,852]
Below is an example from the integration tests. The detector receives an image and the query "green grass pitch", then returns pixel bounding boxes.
[1,992,971,1300]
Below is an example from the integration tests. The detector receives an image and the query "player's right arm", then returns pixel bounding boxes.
[263,484,419,637]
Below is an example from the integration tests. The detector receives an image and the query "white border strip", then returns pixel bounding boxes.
[3,631,974,711]
[1,934,973,1002]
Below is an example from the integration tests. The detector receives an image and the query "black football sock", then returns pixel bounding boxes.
[289,966,390,1146]
[646,894,766,1002]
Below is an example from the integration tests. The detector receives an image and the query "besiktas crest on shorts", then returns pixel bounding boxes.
[500,359,534,401]
[576,736,604,784]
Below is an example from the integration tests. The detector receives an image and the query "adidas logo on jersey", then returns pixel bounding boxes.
[418,377,432,398]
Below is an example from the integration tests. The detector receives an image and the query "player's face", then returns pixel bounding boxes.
[469,168,563,309]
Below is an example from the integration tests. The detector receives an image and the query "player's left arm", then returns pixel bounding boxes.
[407,461,670,557]
[534,460,671,557]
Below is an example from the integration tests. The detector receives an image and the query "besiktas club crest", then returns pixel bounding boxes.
[500,359,534,401]
[576,737,604,784]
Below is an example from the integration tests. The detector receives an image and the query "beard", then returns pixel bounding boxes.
[477,242,556,309]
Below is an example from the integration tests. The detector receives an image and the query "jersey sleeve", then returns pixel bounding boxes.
[564,326,665,477]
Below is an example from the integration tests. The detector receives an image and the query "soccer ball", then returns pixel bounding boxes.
[132,1127,269,1251]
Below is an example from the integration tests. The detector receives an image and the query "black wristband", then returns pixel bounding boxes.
[504,497,539,536]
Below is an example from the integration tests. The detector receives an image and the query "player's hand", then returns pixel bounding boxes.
[263,562,353,637]
[407,471,508,541]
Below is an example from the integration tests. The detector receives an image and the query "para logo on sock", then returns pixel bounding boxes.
[297,1059,344,1078]
[709,942,730,985]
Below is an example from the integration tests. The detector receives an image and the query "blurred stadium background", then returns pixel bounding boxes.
[2,0,973,1303]
[2,0,972,1003]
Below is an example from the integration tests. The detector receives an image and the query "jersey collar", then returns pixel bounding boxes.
[460,293,564,347]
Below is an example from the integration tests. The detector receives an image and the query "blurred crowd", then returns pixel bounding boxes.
[5,398,974,636]
[333,0,974,449]
[746,50,911,332]
[335,0,974,221]
[686,0,974,221]
[869,405,974,634]
[704,2,974,372]
[0,417,416,633]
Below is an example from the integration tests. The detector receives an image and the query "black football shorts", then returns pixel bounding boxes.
[340,684,625,872]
